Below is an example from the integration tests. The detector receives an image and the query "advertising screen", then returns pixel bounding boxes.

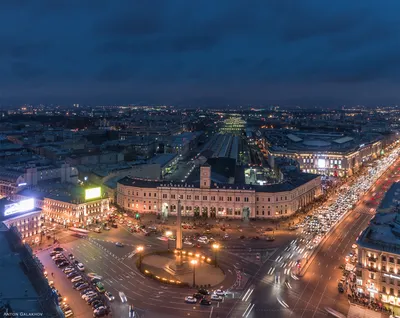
[85,187,101,201]
[317,159,326,168]
[4,198,35,216]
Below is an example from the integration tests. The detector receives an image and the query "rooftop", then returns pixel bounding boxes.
[377,182,400,211]
[357,209,400,255]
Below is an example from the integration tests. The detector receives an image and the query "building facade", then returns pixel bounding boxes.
[117,165,321,219]
[356,210,400,307]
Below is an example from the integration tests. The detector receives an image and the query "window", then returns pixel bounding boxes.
[390,257,395,263]
[219,196,223,201]
[390,279,395,286]
[370,273,375,279]
[382,265,387,272]
[202,196,208,201]
[382,255,387,262]
[162,194,168,199]
[382,286,386,293]
[227,197,232,202]
[154,193,157,197]
[211,196,215,201]
[171,194,176,199]
[268,198,270,202]
[391,288,395,295]
[144,193,146,197]
[195,196,199,200]
[149,193,151,197]
[235,197,240,202]
[187,195,192,200]
[244,197,249,202]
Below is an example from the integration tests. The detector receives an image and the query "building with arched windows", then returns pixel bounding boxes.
[117,165,321,219]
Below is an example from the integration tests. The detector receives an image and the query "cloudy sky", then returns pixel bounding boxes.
[1,0,400,107]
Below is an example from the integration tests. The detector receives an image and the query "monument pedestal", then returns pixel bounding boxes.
[165,259,193,276]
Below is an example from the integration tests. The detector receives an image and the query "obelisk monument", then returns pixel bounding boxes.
[176,200,183,265]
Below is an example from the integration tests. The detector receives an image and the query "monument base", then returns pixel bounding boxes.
[165,260,192,276]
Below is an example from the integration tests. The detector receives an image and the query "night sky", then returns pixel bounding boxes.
[1,1,400,107]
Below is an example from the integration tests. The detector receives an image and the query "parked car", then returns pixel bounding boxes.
[105,291,114,301]
[77,263,85,271]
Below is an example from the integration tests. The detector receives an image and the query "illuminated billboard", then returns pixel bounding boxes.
[85,187,101,201]
[4,198,35,217]
[317,159,326,169]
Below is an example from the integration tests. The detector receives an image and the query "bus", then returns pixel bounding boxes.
[69,227,89,237]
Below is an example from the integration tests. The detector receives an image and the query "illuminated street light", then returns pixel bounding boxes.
[137,245,144,269]
[191,259,198,287]
[212,243,220,267]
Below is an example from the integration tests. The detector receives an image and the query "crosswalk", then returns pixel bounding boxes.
[225,247,277,264]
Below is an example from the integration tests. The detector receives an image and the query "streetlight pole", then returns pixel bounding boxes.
[191,259,197,287]
[137,246,144,269]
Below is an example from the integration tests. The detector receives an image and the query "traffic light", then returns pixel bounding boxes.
[135,213,140,220]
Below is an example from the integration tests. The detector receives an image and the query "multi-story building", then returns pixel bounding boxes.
[0,162,78,197]
[15,184,110,227]
[264,130,387,177]
[0,198,42,243]
[356,207,400,307]
[117,165,321,219]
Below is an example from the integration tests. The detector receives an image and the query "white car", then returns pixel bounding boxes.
[214,289,226,296]
[184,240,193,246]
[185,296,197,304]
[77,263,85,271]
[352,244,357,249]
[82,292,97,300]
[119,291,127,303]
[71,276,82,283]
[87,273,102,279]
[210,294,223,301]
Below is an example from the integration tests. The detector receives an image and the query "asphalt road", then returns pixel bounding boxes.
[227,156,400,318]
[44,219,296,318]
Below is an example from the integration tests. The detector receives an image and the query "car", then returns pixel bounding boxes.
[87,273,102,279]
[119,291,127,303]
[67,271,79,278]
[111,223,118,228]
[210,294,223,301]
[352,244,357,249]
[68,253,74,260]
[92,302,104,309]
[185,296,197,304]
[90,299,102,306]
[256,253,261,260]
[80,288,94,295]
[82,292,97,300]
[74,281,85,289]
[53,247,64,252]
[52,254,64,260]
[91,277,102,284]
[95,282,105,293]
[93,307,108,317]
[105,291,114,301]
[200,299,212,306]
[71,276,83,283]
[183,240,193,246]
[198,289,210,296]
[193,293,204,300]
[104,227,110,231]
[239,235,246,240]
[57,261,69,268]
[338,286,344,293]
[63,267,75,274]
[214,289,226,296]
[77,283,89,291]
[115,242,124,247]
[50,251,58,257]
[77,263,85,271]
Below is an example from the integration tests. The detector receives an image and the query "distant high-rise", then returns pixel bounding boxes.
[73,103,79,108]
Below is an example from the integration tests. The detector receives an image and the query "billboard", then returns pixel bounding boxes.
[4,198,35,217]
[317,159,326,169]
[85,187,101,201]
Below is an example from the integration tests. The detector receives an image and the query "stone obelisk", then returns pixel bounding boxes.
[176,200,183,265]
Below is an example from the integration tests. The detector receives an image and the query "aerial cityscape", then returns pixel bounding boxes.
[2,2,400,318]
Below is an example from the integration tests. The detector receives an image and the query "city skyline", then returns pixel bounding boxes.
[1,1,400,107]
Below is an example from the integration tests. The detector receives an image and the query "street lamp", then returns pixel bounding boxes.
[212,243,220,267]
[191,259,198,287]
[165,231,173,251]
[137,245,144,269]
